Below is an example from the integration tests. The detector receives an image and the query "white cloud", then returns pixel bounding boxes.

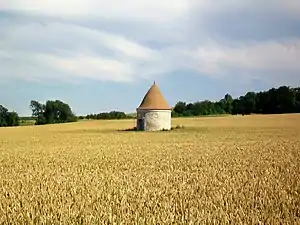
[39,53,134,82]
[1,0,191,22]
[4,0,298,16]
[192,0,300,14]
[1,0,300,85]
[0,20,166,82]
[187,39,300,75]
[279,1,300,18]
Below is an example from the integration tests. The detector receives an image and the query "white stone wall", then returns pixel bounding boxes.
[136,109,171,131]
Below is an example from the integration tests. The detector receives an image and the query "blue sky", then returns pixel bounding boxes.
[1,1,300,116]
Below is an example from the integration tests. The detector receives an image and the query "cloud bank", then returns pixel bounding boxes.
[1,0,300,85]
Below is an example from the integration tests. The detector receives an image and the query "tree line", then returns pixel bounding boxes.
[1,85,300,127]
[83,111,132,120]
[172,86,300,116]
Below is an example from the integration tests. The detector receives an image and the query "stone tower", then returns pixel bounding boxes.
[136,81,171,131]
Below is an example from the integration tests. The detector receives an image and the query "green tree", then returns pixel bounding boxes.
[0,105,20,127]
[294,88,300,112]
[30,100,77,125]
[173,101,187,115]
[6,112,20,126]
[86,111,131,120]
[243,92,256,114]
[30,100,47,125]
[224,93,233,114]
[0,105,8,127]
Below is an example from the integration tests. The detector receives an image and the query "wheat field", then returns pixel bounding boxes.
[0,114,299,224]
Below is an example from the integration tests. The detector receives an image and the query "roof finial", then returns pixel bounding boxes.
[153,80,156,85]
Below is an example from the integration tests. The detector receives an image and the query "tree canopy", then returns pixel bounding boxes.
[0,105,20,127]
[30,100,77,125]
[85,111,132,120]
[172,86,300,117]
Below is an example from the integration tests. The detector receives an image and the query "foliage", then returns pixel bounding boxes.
[20,116,34,121]
[0,105,20,127]
[85,111,132,120]
[173,85,300,117]
[30,100,77,125]
[2,85,300,127]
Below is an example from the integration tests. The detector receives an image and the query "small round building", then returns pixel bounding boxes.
[136,81,172,131]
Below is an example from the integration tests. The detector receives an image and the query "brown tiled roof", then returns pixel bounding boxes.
[137,81,171,110]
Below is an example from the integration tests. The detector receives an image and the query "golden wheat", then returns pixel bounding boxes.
[0,114,299,224]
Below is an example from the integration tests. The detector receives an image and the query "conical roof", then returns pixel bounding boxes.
[137,81,171,110]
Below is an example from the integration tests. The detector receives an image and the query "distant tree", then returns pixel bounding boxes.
[85,111,131,120]
[172,85,300,117]
[30,100,77,125]
[30,100,47,125]
[294,88,300,111]
[0,105,20,127]
[276,86,297,113]
[243,92,256,114]
[0,105,8,127]
[6,112,20,126]
[171,110,180,117]
[173,101,187,115]
[223,93,233,114]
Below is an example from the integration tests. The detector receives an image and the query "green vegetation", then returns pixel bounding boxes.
[30,100,77,125]
[85,111,132,120]
[0,105,20,127]
[172,86,300,117]
[19,120,35,126]
[1,85,300,128]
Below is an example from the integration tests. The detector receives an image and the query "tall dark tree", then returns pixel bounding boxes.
[276,86,296,113]
[30,100,46,125]
[295,88,300,111]
[221,93,233,114]
[173,101,187,115]
[0,105,20,127]
[30,100,77,125]
[243,92,256,115]
[0,105,8,127]
[6,112,20,126]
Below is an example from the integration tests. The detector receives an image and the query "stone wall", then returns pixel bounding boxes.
[136,109,171,131]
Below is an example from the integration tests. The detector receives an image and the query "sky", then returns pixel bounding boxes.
[1,1,300,116]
